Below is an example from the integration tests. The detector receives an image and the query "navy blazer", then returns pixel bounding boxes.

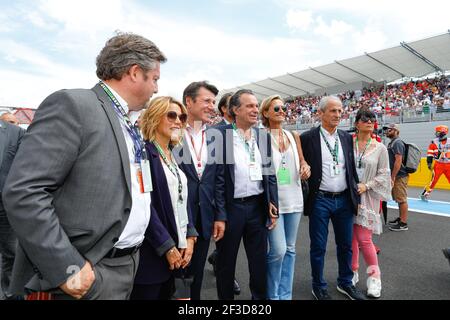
[216,124,278,222]
[172,128,226,240]
[300,126,360,217]
[134,141,198,285]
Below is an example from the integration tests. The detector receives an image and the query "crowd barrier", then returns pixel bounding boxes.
[287,110,450,131]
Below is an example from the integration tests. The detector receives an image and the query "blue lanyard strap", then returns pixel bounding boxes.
[99,82,146,163]
[320,127,339,164]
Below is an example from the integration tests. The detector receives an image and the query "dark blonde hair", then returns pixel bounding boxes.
[141,96,187,145]
[259,95,283,128]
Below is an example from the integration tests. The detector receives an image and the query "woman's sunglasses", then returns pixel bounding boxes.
[360,115,376,123]
[167,111,188,124]
[273,105,288,113]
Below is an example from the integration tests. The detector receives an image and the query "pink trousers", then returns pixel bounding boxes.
[351,224,380,277]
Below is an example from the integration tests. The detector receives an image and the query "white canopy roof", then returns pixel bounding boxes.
[221,32,450,101]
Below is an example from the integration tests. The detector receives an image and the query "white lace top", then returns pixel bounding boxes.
[354,139,392,235]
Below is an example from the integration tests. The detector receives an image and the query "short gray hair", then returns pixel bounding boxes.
[96,31,167,81]
[318,96,342,112]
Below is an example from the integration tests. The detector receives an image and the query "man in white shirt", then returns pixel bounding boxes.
[300,96,365,300]
[215,89,278,300]
[3,33,166,300]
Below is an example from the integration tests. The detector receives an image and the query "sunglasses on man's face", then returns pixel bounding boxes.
[273,105,288,113]
[166,111,188,124]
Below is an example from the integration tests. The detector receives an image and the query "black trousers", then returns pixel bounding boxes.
[216,195,267,300]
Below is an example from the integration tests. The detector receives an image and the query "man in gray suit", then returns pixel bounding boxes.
[2,32,166,300]
[0,119,25,299]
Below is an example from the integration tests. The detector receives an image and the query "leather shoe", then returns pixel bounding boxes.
[233,279,241,295]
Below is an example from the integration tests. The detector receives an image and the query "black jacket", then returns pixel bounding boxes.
[300,126,360,216]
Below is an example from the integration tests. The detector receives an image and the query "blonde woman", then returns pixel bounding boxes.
[260,95,311,300]
[131,96,198,300]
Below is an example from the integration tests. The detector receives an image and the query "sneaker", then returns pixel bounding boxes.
[389,221,408,231]
[336,285,366,300]
[352,271,359,286]
[388,217,400,226]
[366,276,381,298]
[312,287,332,300]
[420,194,429,202]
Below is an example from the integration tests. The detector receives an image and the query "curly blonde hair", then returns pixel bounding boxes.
[141,96,187,145]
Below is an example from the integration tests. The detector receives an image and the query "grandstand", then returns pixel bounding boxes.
[218,31,450,132]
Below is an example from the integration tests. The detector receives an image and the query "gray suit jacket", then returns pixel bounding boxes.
[2,84,133,294]
[0,120,25,196]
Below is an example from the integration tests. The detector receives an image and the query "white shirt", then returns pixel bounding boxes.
[104,84,151,249]
[319,127,348,193]
[185,124,208,179]
[162,159,189,249]
[271,130,303,214]
[233,129,264,198]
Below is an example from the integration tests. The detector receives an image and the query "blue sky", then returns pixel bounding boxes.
[0,0,449,107]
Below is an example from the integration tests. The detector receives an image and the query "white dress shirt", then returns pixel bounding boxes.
[104,84,151,249]
[319,127,348,192]
[162,159,189,249]
[233,129,264,198]
[185,124,208,179]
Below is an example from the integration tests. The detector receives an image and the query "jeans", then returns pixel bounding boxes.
[0,205,17,299]
[267,212,301,300]
[309,192,354,290]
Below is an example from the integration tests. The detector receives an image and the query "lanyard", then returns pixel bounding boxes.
[99,82,146,163]
[233,123,256,163]
[355,137,372,168]
[153,141,183,203]
[320,127,339,165]
[186,129,205,169]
